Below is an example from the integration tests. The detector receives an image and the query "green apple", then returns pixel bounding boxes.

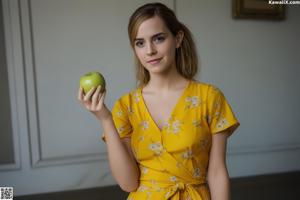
[79,71,106,94]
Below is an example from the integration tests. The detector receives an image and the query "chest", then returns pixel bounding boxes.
[132,91,211,160]
[142,92,183,131]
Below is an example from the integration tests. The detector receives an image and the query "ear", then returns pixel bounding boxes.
[175,30,184,48]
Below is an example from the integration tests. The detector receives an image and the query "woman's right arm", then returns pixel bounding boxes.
[78,86,139,192]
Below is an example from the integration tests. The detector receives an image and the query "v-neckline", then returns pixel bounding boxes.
[138,80,192,133]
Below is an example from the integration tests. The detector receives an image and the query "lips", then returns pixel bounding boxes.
[147,58,162,64]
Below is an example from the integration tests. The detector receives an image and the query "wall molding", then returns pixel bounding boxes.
[0,0,22,171]
[18,0,107,168]
[228,143,300,155]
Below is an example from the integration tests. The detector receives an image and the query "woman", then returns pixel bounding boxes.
[78,2,239,200]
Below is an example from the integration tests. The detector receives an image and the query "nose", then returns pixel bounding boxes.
[146,42,157,56]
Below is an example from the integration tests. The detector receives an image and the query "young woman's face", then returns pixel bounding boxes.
[134,16,182,75]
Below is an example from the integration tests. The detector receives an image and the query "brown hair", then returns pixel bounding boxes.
[128,2,198,86]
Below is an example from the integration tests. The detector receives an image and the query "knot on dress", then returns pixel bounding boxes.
[165,180,205,200]
[175,182,186,190]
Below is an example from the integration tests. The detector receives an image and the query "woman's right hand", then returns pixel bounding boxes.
[77,86,111,121]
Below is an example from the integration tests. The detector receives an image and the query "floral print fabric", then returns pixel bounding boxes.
[111,81,239,200]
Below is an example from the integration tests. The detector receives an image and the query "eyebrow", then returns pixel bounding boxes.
[134,32,166,42]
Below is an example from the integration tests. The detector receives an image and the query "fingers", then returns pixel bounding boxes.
[83,87,96,102]
[91,86,102,109]
[78,85,106,112]
[78,86,84,101]
[96,89,106,110]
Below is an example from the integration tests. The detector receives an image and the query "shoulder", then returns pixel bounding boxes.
[190,80,222,96]
[114,88,140,107]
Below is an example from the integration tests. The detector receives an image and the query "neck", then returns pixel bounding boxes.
[145,69,189,92]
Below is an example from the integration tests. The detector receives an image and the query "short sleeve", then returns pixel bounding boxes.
[111,98,133,138]
[206,85,240,136]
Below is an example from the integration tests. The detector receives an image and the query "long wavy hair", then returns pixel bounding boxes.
[128,2,199,87]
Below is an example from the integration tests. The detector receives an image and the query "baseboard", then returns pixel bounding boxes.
[15,171,300,200]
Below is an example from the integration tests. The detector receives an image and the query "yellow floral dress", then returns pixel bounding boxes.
[111,80,239,200]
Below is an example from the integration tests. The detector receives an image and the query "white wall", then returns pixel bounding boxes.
[0,0,299,196]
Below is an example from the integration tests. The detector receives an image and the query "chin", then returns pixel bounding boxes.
[149,67,172,75]
[143,60,173,74]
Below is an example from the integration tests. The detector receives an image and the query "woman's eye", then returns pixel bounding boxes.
[154,36,165,43]
[135,41,144,47]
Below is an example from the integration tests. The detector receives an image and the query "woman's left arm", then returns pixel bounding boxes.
[207,131,230,200]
